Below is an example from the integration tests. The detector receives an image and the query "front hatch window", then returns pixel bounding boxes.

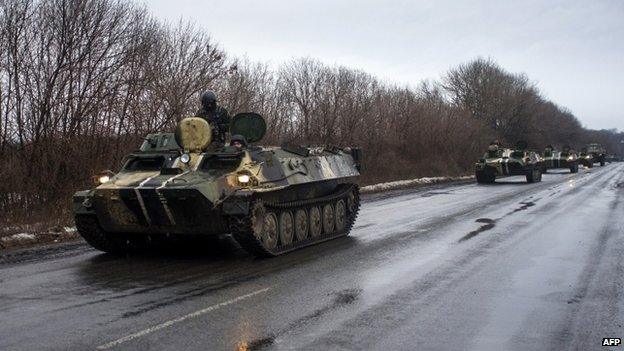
[122,156,165,172]
[200,154,242,177]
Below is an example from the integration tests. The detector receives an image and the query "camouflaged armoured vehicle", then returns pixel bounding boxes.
[586,143,606,167]
[541,145,579,173]
[475,141,543,184]
[73,113,362,257]
[579,149,594,168]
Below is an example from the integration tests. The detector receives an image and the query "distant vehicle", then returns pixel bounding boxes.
[475,141,543,184]
[73,113,362,257]
[579,149,594,168]
[587,143,607,167]
[541,145,579,173]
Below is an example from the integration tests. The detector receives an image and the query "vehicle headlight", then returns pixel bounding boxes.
[567,156,574,161]
[98,175,111,184]
[93,170,115,185]
[237,174,251,184]
[180,153,191,164]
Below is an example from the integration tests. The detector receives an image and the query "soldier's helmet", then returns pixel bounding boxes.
[488,144,499,152]
[201,91,218,111]
[230,134,248,148]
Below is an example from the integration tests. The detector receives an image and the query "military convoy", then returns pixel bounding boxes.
[541,145,579,173]
[73,113,362,257]
[72,87,614,257]
[475,141,609,183]
[475,141,543,184]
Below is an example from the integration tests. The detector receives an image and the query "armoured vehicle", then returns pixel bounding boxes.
[579,149,594,168]
[73,113,362,257]
[586,143,607,167]
[475,141,543,184]
[541,145,579,173]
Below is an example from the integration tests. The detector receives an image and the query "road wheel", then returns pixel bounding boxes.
[309,206,322,238]
[527,168,541,183]
[343,186,361,236]
[74,215,132,254]
[279,211,294,246]
[476,171,495,184]
[347,190,358,214]
[335,200,347,232]
[261,212,279,250]
[294,209,309,241]
[322,203,335,234]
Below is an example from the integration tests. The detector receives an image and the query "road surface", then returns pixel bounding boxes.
[1,164,623,351]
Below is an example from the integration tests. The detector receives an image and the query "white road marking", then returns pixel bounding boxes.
[96,287,271,350]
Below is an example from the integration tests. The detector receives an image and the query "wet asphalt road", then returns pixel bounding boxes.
[1,164,623,351]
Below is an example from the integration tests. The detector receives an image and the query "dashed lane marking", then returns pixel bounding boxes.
[96,287,271,350]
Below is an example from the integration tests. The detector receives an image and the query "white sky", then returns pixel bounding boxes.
[147,0,624,131]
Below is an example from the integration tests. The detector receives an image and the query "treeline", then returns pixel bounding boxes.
[1,0,622,226]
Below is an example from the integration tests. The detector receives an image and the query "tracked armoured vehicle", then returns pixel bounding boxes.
[73,113,362,257]
[541,145,579,173]
[475,141,543,184]
[586,143,607,167]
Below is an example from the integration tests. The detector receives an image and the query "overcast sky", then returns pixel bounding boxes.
[148,0,624,131]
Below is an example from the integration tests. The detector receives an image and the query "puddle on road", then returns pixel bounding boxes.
[507,201,536,215]
[567,294,584,305]
[458,218,496,242]
[333,289,360,305]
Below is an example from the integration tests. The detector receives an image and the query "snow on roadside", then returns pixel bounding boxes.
[1,233,37,242]
[1,227,78,250]
[360,175,474,194]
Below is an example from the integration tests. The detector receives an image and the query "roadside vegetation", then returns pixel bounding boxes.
[1,0,623,237]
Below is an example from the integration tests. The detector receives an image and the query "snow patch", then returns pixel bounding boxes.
[1,232,37,242]
[361,175,474,193]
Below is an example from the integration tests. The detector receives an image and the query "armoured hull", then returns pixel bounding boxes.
[541,151,579,173]
[75,177,348,235]
[475,147,542,184]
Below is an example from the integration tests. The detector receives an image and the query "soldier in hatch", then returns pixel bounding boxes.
[229,134,248,149]
[195,90,230,145]
[487,140,502,158]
